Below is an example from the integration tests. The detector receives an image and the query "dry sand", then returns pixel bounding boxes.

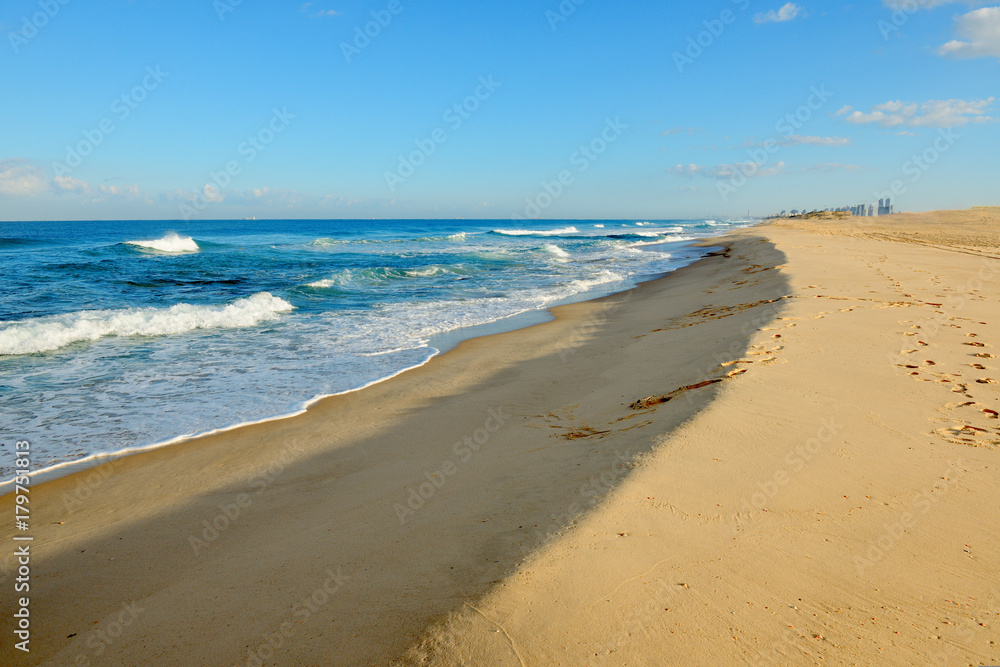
[1,209,998,666]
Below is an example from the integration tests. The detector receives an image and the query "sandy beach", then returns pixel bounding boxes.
[3,209,998,666]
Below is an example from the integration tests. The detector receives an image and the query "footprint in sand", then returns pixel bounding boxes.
[748,346,782,356]
[934,424,999,448]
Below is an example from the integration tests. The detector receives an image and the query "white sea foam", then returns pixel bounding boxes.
[306,277,343,288]
[543,243,570,259]
[629,236,694,248]
[406,266,446,278]
[492,226,579,236]
[127,232,199,253]
[0,292,294,355]
[306,265,472,289]
[564,270,626,292]
[593,224,605,228]
[310,238,347,247]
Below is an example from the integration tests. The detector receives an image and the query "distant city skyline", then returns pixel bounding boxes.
[1,1,998,221]
[772,196,894,218]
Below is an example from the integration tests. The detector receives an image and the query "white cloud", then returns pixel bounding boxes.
[883,0,991,9]
[53,175,90,193]
[0,159,49,197]
[165,186,314,209]
[745,135,850,148]
[938,7,1000,59]
[231,187,306,206]
[753,3,803,23]
[97,183,140,198]
[669,162,785,179]
[661,126,701,137]
[668,164,704,177]
[300,3,340,17]
[202,183,225,203]
[838,98,994,127]
[54,176,141,199]
[0,160,143,200]
[800,163,864,173]
[710,161,785,178]
[782,135,850,147]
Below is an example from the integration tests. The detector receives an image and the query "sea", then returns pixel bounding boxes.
[0,218,754,484]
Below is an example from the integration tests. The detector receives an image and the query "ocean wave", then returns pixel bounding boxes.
[312,232,471,247]
[128,233,199,253]
[565,270,626,292]
[309,238,348,247]
[0,292,294,355]
[628,237,693,248]
[410,232,473,243]
[606,232,663,240]
[543,243,570,259]
[593,224,605,228]
[306,265,471,289]
[0,238,53,249]
[358,345,429,357]
[491,226,580,237]
[126,232,200,253]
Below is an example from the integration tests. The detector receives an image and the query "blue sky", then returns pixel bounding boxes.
[1,0,997,220]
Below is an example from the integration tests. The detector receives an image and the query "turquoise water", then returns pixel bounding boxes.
[0,218,752,480]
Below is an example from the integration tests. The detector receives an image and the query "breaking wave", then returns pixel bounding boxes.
[306,265,473,289]
[491,226,580,237]
[126,232,200,254]
[543,243,570,259]
[0,292,294,355]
